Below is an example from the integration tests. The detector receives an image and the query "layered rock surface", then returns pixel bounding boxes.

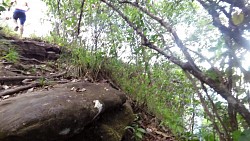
[0,33,134,141]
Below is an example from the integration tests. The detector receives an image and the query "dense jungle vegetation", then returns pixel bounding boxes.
[1,0,250,140]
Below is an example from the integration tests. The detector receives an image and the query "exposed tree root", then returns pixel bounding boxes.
[19,56,45,64]
[0,82,40,97]
[0,80,70,97]
[0,71,67,82]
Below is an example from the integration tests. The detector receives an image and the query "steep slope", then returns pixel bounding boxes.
[0,32,176,141]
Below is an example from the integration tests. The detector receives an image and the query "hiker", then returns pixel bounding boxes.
[8,0,30,36]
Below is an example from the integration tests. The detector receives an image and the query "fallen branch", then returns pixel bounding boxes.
[19,56,45,64]
[0,71,67,82]
[50,71,67,78]
[10,69,29,75]
[0,82,40,97]
[0,79,69,97]
[0,76,42,82]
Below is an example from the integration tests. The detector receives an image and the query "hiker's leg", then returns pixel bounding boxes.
[13,19,18,25]
[18,12,26,36]
[13,10,19,31]
[20,25,24,36]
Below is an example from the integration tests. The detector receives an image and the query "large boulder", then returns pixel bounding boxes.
[0,82,134,141]
[10,40,61,61]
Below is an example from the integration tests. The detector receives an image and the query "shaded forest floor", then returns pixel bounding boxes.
[130,103,177,141]
[0,33,176,141]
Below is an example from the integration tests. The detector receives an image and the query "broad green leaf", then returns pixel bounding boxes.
[239,129,250,141]
[135,132,143,139]
[137,128,146,133]
[0,6,6,12]
[232,130,241,141]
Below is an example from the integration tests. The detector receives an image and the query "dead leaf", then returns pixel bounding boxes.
[2,95,10,99]
[44,86,49,90]
[70,87,76,91]
[5,65,12,69]
[154,130,171,138]
[104,87,109,91]
[72,79,78,82]
[78,88,86,92]
[22,79,33,84]
[27,88,34,92]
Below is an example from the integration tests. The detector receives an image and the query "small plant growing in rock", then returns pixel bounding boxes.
[2,48,19,63]
[126,115,147,141]
[125,124,146,141]
[38,78,46,86]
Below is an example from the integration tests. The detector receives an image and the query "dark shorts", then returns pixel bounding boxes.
[13,9,26,25]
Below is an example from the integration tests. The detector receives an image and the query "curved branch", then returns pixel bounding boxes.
[185,72,225,141]
[77,0,86,37]
[201,84,231,140]
[119,0,200,72]
[57,0,61,15]
[0,82,40,97]
[101,0,185,67]
[101,0,250,126]
[187,48,213,67]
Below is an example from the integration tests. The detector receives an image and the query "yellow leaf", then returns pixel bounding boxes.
[232,11,244,25]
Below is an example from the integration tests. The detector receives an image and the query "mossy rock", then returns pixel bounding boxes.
[0,39,17,57]
[69,102,135,141]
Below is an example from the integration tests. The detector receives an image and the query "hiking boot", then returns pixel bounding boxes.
[14,26,19,31]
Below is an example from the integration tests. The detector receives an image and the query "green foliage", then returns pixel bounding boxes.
[125,115,147,141]
[28,33,43,41]
[44,0,250,140]
[42,33,68,46]
[238,129,250,141]
[0,0,9,12]
[0,5,5,12]
[159,0,195,19]
[102,58,195,134]
[38,78,46,86]
[233,130,242,141]
[231,129,250,141]
[0,25,19,37]
[205,69,220,82]
[60,43,105,79]
[178,132,200,141]
[125,124,146,141]
[1,48,19,63]
[198,126,218,141]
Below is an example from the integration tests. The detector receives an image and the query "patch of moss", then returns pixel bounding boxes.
[97,103,135,141]
[69,103,135,141]
[0,39,18,57]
